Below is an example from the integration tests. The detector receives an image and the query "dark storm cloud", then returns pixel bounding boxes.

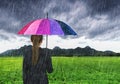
[0,0,82,39]
[84,0,120,15]
[80,0,120,40]
[0,0,50,40]
[0,0,120,40]
[0,0,51,22]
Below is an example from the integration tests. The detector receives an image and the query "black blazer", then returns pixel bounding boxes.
[23,46,53,84]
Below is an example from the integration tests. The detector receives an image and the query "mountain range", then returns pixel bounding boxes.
[0,45,120,57]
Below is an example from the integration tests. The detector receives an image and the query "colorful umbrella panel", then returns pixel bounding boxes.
[18,18,77,35]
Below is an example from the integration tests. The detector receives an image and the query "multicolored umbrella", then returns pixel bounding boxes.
[18,18,77,35]
[18,18,77,50]
[18,18,77,56]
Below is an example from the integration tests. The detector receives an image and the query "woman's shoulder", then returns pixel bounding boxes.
[24,45,32,52]
[39,48,52,57]
[39,48,45,56]
[23,45,32,57]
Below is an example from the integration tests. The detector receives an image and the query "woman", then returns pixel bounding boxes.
[23,35,53,84]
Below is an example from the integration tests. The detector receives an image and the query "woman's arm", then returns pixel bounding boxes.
[46,54,53,73]
[23,48,30,84]
[23,55,28,84]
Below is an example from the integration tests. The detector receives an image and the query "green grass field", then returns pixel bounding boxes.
[0,57,120,84]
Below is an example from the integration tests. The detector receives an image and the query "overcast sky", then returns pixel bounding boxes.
[0,0,120,53]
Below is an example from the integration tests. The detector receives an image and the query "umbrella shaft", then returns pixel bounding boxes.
[46,35,48,49]
[45,35,48,57]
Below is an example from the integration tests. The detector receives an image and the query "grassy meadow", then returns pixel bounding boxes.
[0,57,120,84]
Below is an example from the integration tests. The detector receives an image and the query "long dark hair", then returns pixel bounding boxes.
[31,35,43,65]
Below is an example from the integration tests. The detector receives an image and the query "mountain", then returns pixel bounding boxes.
[0,45,120,57]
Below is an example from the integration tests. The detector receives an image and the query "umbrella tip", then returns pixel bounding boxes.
[47,12,48,19]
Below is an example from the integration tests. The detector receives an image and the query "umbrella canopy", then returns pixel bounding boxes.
[18,18,77,56]
[18,18,77,35]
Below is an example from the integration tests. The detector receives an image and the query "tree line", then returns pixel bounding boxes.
[0,45,120,57]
